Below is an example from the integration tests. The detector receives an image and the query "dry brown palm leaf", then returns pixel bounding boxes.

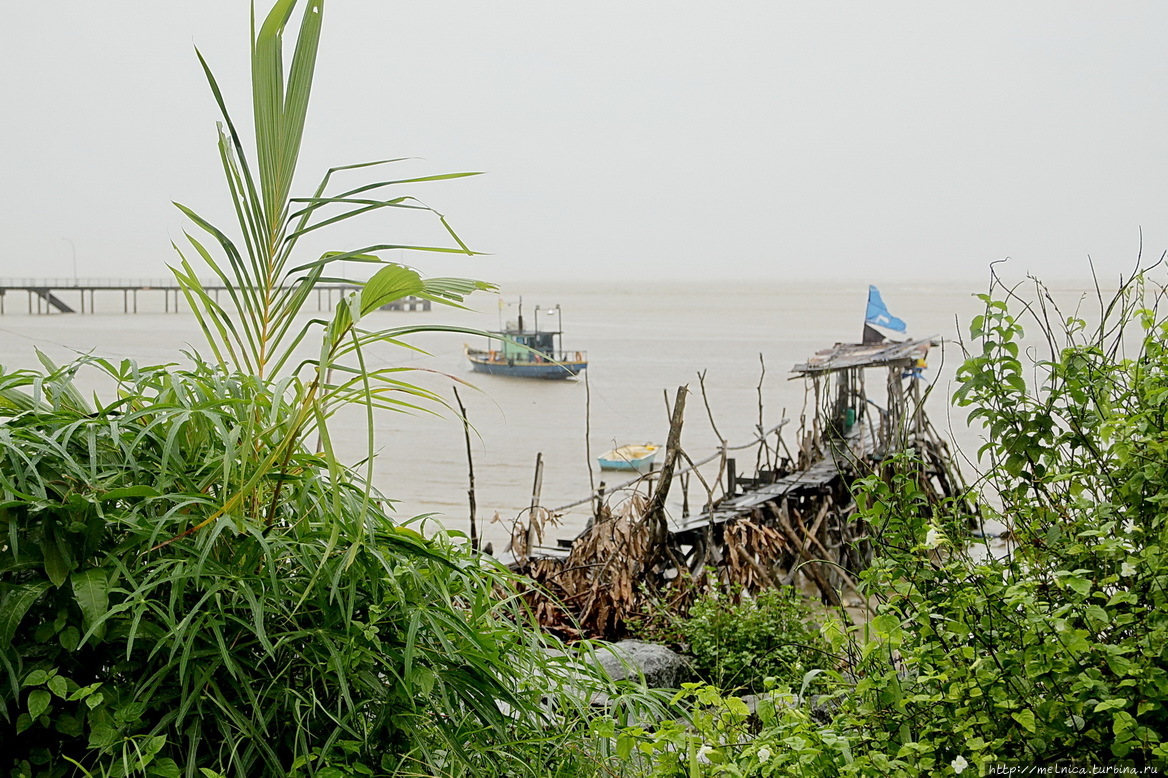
[721,518,789,591]
[517,492,653,638]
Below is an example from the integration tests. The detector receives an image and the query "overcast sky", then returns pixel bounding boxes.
[2,2,1167,287]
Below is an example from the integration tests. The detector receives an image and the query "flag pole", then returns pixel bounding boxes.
[863,286,883,344]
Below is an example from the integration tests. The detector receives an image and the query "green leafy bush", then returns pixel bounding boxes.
[668,586,832,694]
[613,681,859,778]
[835,273,1168,773]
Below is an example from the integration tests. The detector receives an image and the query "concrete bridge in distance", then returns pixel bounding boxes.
[0,278,431,315]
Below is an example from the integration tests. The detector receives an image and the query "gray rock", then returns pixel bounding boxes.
[594,640,691,689]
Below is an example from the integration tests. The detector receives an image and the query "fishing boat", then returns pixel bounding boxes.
[598,444,659,471]
[466,300,587,379]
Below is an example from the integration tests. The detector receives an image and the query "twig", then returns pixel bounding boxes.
[584,369,597,519]
[756,353,771,472]
[453,386,478,552]
[698,369,729,500]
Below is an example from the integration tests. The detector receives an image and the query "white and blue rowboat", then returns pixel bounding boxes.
[598,444,659,471]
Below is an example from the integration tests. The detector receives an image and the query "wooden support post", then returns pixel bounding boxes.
[726,458,737,497]
[526,452,544,562]
[771,501,841,607]
[645,386,688,566]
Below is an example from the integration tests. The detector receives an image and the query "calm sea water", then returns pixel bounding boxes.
[0,280,1036,552]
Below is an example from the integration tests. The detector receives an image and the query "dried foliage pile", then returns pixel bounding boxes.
[515,491,864,640]
[514,495,652,639]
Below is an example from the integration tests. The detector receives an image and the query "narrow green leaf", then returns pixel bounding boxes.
[71,568,111,642]
[99,486,161,501]
[41,530,70,584]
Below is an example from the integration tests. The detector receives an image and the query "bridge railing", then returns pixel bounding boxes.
[0,278,182,288]
[0,279,362,289]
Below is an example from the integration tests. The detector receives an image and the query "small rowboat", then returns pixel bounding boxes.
[598,444,659,471]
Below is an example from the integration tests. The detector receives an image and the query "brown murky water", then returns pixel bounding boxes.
[0,279,1078,553]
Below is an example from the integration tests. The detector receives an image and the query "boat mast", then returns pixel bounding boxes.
[554,304,562,356]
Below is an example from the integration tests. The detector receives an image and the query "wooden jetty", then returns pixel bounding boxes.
[511,334,965,639]
[0,278,431,315]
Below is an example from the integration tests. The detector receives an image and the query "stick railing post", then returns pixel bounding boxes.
[527,452,544,562]
[645,386,687,565]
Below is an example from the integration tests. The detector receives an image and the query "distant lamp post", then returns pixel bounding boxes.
[62,238,78,284]
[534,304,561,332]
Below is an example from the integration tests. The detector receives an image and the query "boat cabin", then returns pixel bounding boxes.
[497,328,560,362]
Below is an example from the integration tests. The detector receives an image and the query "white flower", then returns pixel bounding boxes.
[924,526,943,549]
[757,746,772,764]
[1121,561,1137,577]
[696,745,714,764]
[951,754,970,774]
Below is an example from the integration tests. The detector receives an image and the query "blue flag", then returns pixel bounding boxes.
[865,285,907,332]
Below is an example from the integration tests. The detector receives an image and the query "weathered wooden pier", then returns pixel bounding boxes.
[512,335,964,639]
[0,278,432,315]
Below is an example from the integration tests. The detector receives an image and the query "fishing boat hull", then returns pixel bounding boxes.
[598,445,659,471]
[466,348,587,379]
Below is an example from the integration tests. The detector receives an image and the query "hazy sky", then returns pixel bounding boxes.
[3,2,1167,287]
